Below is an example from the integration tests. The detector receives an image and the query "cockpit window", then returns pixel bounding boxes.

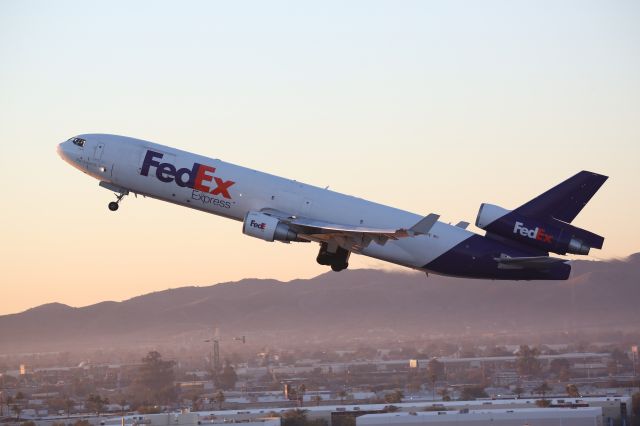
[71,137,85,147]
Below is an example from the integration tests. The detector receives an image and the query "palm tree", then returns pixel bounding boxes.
[311,395,322,406]
[535,382,551,398]
[516,346,541,378]
[11,402,21,421]
[65,397,74,418]
[566,384,581,398]
[297,384,306,407]
[427,359,444,401]
[513,386,524,399]
[4,396,13,417]
[281,409,309,425]
[214,391,225,410]
[438,388,450,401]
[535,399,552,408]
[86,394,108,417]
[119,398,127,417]
[12,392,24,420]
[337,390,347,404]
[384,390,403,404]
[191,394,201,411]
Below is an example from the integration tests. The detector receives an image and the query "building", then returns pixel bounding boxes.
[18,396,631,426]
[356,407,603,425]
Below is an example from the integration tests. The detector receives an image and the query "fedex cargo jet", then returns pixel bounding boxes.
[57,134,607,280]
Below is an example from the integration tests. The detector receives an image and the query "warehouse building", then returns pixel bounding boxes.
[357,407,603,426]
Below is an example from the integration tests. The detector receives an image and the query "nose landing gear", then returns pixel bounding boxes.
[316,242,350,272]
[108,192,127,212]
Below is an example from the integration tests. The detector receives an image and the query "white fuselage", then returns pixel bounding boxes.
[58,134,474,273]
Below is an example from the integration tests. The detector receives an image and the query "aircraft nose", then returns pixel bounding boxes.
[57,141,73,164]
[57,142,66,159]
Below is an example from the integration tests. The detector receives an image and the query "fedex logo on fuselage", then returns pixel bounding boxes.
[513,221,553,243]
[140,150,235,199]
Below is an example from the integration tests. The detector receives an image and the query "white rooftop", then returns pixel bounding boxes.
[357,407,603,425]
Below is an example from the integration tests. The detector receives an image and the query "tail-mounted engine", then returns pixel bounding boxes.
[242,211,300,242]
[475,203,604,255]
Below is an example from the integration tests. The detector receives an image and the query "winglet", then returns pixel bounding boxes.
[410,213,440,235]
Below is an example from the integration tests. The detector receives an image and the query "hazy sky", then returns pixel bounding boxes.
[1,1,638,315]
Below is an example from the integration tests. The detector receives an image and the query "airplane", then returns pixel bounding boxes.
[57,134,607,280]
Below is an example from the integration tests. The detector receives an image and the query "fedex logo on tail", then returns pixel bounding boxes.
[141,150,235,199]
[513,221,553,243]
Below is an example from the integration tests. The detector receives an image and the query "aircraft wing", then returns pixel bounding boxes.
[495,255,568,270]
[261,208,439,249]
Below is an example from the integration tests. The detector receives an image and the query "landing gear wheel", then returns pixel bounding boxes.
[331,263,348,272]
[317,242,351,272]
[108,191,128,211]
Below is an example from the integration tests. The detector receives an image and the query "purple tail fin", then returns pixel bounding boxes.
[515,171,608,223]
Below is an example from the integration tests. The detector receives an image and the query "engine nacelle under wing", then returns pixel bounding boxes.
[242,211,299,242]
[476,203,603,255]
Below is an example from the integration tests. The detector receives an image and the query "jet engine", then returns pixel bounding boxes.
[475,203,603,255]
[242,211,299,242]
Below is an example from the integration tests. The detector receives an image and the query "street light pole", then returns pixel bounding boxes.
[632,346,638,390]
[204,339,220,374]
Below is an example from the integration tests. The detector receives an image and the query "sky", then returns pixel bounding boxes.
[0,1,638,315]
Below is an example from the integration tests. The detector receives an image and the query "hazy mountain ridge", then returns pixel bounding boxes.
[1,255,638,352]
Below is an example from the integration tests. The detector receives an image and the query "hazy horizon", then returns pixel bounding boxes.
[1,1,639,315]
[4,253,639,318]
[2,256,639,356]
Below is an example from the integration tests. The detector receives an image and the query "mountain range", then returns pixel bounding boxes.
[1,254,639,353]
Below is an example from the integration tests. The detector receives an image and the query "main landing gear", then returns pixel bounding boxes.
[108,192,127,212]
[316,242,350,272]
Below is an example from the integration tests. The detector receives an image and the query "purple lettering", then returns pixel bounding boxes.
[141,150,163,176]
